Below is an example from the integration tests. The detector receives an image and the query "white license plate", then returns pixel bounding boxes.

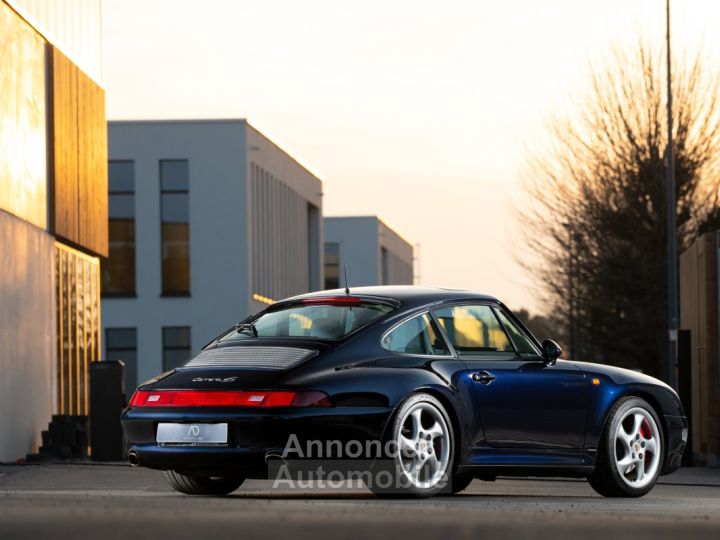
[156,423,228,446]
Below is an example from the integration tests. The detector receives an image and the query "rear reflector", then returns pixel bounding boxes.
[128,390,331,408]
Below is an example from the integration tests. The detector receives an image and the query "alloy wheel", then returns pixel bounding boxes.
[396,402,451,490]
[613,406,661,489]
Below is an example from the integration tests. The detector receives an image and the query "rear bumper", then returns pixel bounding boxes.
[661,414,688,475]
[121,406,392,475]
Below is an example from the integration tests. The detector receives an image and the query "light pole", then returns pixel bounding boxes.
[666,0,678,389]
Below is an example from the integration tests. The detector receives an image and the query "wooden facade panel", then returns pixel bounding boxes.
[50,47,108,257]
[55,242,100,416]
[51,48,78,242]
[77,73,108,255]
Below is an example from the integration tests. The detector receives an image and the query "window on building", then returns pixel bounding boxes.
[162,326,191,371]
[160,159,190,295]
[381,314,449,355]
[324,242,340,289]
[433,305,514,355]
[307,203,320,291]
[102,161,135,296]
[106,328,138,396]
[381,247,389,285]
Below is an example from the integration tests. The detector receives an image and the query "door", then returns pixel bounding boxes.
[433,304,588,449]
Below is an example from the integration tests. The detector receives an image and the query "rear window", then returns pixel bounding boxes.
[220,299,395,341]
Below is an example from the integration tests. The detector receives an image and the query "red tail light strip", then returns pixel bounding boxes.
[300,296,363,305]
[129,390,331,408]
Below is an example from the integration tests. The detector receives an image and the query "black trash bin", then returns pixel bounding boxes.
[90,360,126,461]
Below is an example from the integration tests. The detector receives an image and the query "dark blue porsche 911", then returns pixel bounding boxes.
[122,286,687,498]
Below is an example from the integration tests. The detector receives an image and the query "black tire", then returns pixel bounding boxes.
[588,396,664,498]
[163,470,245,496]
[370,393,455,498]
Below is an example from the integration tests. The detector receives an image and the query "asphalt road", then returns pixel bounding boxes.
[1,464,719,540]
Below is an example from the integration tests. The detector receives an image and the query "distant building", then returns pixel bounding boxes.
[102,120,323,391]
[323,216,413,289]
[0,1,107,461]
[679,230,720,466]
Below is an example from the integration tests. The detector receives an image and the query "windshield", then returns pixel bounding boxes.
[219,299,395,341]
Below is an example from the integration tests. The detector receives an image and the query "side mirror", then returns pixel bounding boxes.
[541,339,562,365]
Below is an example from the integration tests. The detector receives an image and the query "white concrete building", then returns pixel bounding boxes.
[323,216,414,289]
[102,120,323,391]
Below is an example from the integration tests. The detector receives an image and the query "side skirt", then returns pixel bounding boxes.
[456,464,594,479]
[457,447,597,479]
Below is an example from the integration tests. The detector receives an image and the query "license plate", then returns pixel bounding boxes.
[156,423,228,446]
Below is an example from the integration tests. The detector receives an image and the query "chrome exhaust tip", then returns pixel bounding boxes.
[264,451,284,464]
[128,450,140,467]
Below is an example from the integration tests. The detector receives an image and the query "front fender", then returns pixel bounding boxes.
[584,376,686,474]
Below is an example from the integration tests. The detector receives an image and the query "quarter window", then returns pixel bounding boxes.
[433,305,513,355]
[382,314,449,355]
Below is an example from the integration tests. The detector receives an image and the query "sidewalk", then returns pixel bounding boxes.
[658,467,720,487]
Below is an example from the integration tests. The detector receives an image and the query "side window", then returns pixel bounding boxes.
[382,314,449,355]
[494,308,540,356]
[433,305,514,355]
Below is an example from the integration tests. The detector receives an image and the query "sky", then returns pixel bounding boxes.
[103,0,720,313]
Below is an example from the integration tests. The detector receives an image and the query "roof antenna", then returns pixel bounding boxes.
[343,264,350,295]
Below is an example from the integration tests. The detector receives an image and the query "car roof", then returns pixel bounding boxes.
[285,285,499,306]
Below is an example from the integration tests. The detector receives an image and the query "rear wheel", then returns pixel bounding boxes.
[370,393,454,498]
[588,397,663,497]
[163,470,245,495]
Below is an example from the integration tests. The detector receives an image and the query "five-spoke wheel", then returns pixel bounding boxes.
[588,396,664,497]
[371,393,454,497]
[613,407,661,488]
[397,401,452,490]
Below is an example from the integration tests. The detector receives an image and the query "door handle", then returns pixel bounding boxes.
[471,371,496,384]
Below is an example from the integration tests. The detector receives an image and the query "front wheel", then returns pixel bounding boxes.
[370,393,454,498]
[163,470,245,495]
[588,397,664,497]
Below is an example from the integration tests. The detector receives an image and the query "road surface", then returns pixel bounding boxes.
[0,464,718,539]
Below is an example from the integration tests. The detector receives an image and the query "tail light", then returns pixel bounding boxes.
[128,390,331,408]
[301,296,363,305]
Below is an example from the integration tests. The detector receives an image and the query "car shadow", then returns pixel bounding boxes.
[225,491,602,501]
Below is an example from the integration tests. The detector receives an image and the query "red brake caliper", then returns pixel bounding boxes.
[640,419,652,465]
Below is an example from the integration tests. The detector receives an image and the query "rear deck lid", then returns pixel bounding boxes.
[144,341,326,390]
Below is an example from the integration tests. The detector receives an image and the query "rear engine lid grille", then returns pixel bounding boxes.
[183,346,316,371]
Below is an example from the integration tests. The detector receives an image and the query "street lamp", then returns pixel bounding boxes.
[666,0,678,390]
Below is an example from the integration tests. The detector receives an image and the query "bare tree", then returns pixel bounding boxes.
[523,42,720,378]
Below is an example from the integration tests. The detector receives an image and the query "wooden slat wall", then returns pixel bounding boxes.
[54,242,101,416]
[679,231,720,465]
[51,49,78,243]
[50,47,108,257]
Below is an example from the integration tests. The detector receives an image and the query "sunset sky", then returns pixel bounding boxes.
[103,0,720,313]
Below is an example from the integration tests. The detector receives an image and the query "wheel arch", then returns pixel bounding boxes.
[380,386,465,472]
[626,390,669,453]
[597,390,668,458]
